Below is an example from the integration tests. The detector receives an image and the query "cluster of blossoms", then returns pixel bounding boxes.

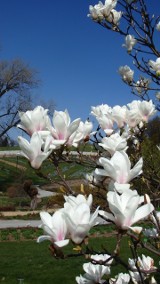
[91,99,156,133]
[88,0,122,25]
[16,97,160,283]
[17,106,93,169]
[88,0,160,103]
[37,194,99,247]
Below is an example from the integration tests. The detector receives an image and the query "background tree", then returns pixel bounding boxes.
[0,58,39,139]
[88,0,160,110]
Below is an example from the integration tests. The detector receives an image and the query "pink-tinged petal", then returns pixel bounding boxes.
[132,203,154,224]
[54,239,69,248]
[53,112,67,139]
[129,157,143,182]
[37,235,52,243]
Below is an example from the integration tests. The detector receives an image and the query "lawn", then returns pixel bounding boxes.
[0,234,160,284]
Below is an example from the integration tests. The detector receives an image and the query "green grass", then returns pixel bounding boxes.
[0,234,160,284]
[0,155,92,193]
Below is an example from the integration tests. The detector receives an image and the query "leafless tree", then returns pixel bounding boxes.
[0,58,39,138]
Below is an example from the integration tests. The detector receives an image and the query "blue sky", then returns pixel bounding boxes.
[0,0,159,126]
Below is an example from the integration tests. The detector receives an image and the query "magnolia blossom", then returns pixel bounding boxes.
[17,106,50,136]
[100,0,117,17]
[112,105,127,128]
[91,104,113,134]
[122,35,137,53]
[127,100,156,124]
[91,254,113,265]
[148,57,160,76]
[106,9,122,25]
[109,273,130,284]
[64,194,93,209]
[95,151,143,184]
[129,254,156,273]
[63,201,99,244]
[76,262,110,284]
[99,191,154,230]
[88,0,118,22]
[119,65,134,83]
[99,133,127,156]
[18,132,51,169]
[72,120,93,147]
[97,114,114,135]
[137,100,156,122]
[37,211,69,247]
[156,21,160,31]
[129,271,145,284]
[91,104,112,118]
[88,2,105,22]
[45,109,81,148]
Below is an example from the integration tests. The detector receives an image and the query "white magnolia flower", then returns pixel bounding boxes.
[148,57,160,76]
[156,21,160,31]
[106,9,122,25]
[129,254,156,272]
[88,2,104,22]
[47,109,81,148]
[112,105,127,128]
[100,0,117,17]
[76,274,93,284]
[91,104,112,117]
[91,104,113,134]
[126,100,156,126]
[119,65,134,83]
[129,271,145,284]
[96,114,114,135]
[91,254,113,265]
[17,106,50,136]
[37,211,69,247]
[99,133,127,156]
[95,151,143,184]
[64,194,93,209]
[99,191,154,230]
[63,202,99,244]
[122,35,137,53]
[82,262,110,283]
[88,0,118,23]
[73,120,93,145]
[109,272,130,283]
[18,132,51,169]
[137,100,156,122]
